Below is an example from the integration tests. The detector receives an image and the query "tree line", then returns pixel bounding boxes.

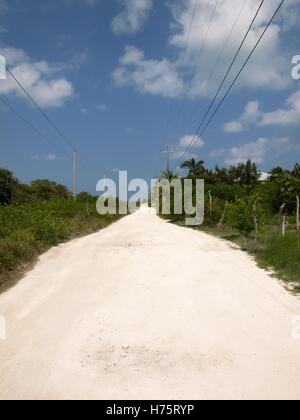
[161,159,300,238]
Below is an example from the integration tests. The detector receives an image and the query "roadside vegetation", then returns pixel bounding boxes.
[0,168,121,293]
[159,160,300,293]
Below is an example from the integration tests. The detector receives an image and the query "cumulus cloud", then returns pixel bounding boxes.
[112,46,183,98]
[112,1,294,100]
[225,91,300,131]
[0,46,74,108]
[169,0,292,97]
[112,0,153,35]
[225,137,291,165]
[224,100,261,132]
[224,121,244,133]
[260,90,300,126]
[179,134,205,149]
[172,134,205,160]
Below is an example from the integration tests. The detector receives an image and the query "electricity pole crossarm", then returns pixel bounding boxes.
[161,145,175,172]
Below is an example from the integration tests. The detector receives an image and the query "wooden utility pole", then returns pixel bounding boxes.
[274,203,285,238]
[73,148,77,201]
[161,145,175,172]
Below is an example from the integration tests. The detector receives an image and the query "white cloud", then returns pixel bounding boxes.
[112,0,153,35]
[80,107,88,114]
[0,46,74,108]
[172,134,205,160]
[225,138,269,165]
[168,0,292,97]
[225,91,300,131]
[260,90,300,126]
[97,104,108,112]
[112,46,183,98]
[112,1,295,100]
[32,154,60,161]
[224,100,261,132]
[225,137,291,166]
[179,134,205,149]
[224,121,244,133]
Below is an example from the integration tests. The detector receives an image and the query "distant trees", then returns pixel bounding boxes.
[77,192,95,202]
[29,180,71,201]
[159,159,300,239]
[0,169,16,205]
[213,166,235,184]
[227,160,259,192]
[160,169,178,182]
[0,169,73,206]
[292,163,300,178]
[180,158,206,177]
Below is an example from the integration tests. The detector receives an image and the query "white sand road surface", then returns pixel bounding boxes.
[0,206,300,400]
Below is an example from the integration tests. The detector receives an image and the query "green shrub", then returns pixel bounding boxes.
[0,197,122,292]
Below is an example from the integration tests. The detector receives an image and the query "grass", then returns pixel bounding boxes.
[0,198,122,293]
[200,226,300,294]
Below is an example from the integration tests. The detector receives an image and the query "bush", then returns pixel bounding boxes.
[0,197,121,292]
[226,197,266,237]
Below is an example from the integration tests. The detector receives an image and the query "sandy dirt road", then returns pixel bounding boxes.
[0,206,300,400]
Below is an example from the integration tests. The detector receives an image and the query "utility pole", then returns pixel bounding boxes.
[161,145,175,172]
[73,148,77,201]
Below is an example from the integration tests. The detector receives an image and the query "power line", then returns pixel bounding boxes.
[198,0,286,142]
[176,0,265,166]
[161,0,199,145]
[6,68,76,151]
[186,0,221,97]
[0,96,71,159]
[177,0,285,166]
[167,0,220,143]
[6,68,104,180]
[181,0,248,133]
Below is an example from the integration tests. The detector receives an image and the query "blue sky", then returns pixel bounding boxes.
[0,0,299,193]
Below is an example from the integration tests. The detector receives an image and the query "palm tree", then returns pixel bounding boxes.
[292,163,300,178]
[239,160,259,191]
[180,158,205,177]
[160,169,178,182]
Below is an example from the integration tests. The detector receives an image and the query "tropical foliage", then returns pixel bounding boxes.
[161,159,300,289]
[0,169,121,292]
